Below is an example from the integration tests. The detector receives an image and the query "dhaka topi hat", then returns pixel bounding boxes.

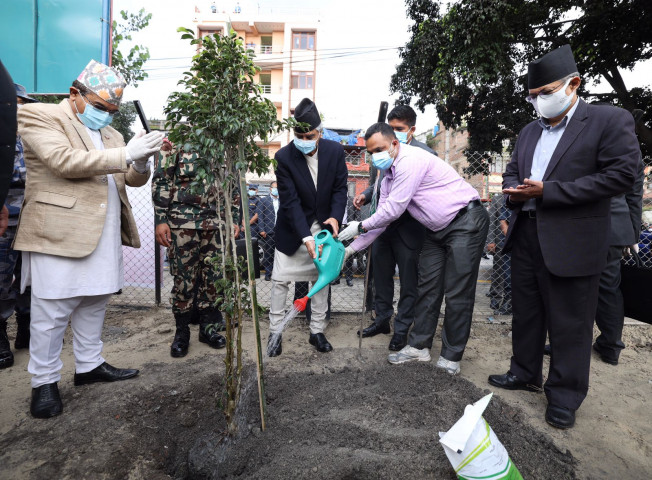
[294,98,321,133]
[14,84,38,102]
[528,44,578,90]
[76,60,127,106]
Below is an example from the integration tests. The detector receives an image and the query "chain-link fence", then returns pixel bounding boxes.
[112,151,652,318]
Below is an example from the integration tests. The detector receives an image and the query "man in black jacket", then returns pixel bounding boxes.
[267,98,348,356]
[488,45,640,429]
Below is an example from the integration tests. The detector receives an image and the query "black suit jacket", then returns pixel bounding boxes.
[609,158,644,246]
[502,99,640,277]
[274,139,348,255]
[0,60,16,209]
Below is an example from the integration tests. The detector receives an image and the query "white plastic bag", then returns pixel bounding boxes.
[439,393,523,480]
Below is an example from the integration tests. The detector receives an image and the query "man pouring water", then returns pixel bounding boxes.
[266,98,348,357]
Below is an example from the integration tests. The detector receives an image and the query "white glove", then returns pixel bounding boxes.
[344,246,356,262]
[127,131,165,164]
[338,221,360,242]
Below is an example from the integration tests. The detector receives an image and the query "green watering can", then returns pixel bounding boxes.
[293,229,346,312]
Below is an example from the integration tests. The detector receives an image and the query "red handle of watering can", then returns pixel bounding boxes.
[293,296,309,312]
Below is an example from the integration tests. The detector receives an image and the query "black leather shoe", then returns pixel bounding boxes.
[357,322,391,338]
[488,371,541,392]
[545,404,576,429]
[331,278,340,285]
[593,343,618,365]
[388,333,407,351]
[346,279,353,287]
[265,273,271,281]
[74,362,139,386]
[31,383,63,418]
[543,344,552,356]
[0,326,14,369]
[199,325,226,349]
[267,334,282,357]
[309,333,333,353]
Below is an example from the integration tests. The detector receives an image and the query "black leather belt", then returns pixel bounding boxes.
[519,210,536,218]
[453,199,483,222]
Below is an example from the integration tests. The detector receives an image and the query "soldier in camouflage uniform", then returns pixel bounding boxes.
[153,140,229,357]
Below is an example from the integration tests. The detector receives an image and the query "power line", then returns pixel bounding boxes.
[142,46,400,72]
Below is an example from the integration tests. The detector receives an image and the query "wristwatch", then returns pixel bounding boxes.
[358,222,366,234]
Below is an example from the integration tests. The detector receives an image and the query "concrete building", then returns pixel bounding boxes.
[193,3,318,181]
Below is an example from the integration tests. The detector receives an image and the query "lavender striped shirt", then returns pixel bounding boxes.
[350,143,480,251]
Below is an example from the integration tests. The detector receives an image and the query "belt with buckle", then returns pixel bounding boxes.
[453,199,483,222]
[519,210,537,219]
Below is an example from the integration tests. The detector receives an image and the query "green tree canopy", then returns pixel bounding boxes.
[391,0,652,163]
[111,9,152,142]
[164,28,295,434]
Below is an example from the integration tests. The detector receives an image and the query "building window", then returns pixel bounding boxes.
[259,73,271,93]
[291,71,313,89]
[261,36,272,54]
[292,32,315,50]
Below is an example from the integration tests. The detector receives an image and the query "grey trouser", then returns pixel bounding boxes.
[408,205,489,361]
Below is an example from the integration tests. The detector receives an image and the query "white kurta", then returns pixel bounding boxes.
[21,127,124,299]
[271,150,322,282]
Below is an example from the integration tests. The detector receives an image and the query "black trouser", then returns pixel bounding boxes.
[261,233,275,276]
[408,204,489,361]
[489,250,512,314]
[509,216,600,410]
[594,245,625,360]
[372,229,421,336]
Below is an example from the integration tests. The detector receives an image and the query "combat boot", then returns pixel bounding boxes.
[171,311,192,358]
[198,308,226,349]
[0,320,14,369]
[15,313,31,349]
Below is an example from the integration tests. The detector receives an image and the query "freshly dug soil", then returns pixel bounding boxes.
[0,354,576,480]
[1,308,649,479]
[192,359,576,479]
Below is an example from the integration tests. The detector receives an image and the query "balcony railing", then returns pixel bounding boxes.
[260,45,273,54]
[259,84,271,94]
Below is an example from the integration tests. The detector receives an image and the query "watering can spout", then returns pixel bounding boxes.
[306,230,346,298]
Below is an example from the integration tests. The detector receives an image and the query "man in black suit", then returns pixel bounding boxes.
[593,160,643,365]
[353,105,431,351]
[267,98,348,356]
[488,45,640,429]
[258,181,277,281]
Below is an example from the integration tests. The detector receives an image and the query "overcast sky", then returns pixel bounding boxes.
[114,0,651,136]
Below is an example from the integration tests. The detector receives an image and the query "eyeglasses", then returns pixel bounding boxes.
[81,93,118,116]
[526,80,567,102]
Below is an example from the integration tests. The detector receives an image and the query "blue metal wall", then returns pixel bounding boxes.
[0,0,111,94]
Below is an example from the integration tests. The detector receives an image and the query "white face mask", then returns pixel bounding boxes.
[529,78,574,119]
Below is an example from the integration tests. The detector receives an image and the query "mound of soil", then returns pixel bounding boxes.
[193,358,577,479]
[1,350,576,479]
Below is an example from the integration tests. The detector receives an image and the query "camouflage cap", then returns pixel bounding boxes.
[76,60,127,106]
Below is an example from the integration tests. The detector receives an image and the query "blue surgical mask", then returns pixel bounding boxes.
[371,145,395,171]
[271,188,278,196]
[248,189,256,197]
[294,137,317,155]
[77,103,113,130]
[394,131,408,144]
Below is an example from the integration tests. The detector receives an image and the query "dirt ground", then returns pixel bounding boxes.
[0,307,650,479]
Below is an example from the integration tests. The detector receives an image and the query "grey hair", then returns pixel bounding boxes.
[562,72,580,82]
